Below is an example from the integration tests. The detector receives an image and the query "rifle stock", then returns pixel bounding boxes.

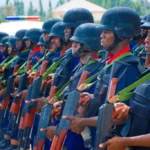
[20,75,42,149]
[77,71,90,87]
[50,70,90,150]
[94,60,131,150]
[0,75,15,125]
[50,57,101,150]
[18,84,33,149]
[33,77,71,149]
[49,86,57,100]
[40,60,49,76]
[33,103,53,150]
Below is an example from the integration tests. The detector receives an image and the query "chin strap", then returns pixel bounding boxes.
[73,43,92,57]
[106,33,124,51]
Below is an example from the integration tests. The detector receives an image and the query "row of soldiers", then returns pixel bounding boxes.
[0,6,149,150]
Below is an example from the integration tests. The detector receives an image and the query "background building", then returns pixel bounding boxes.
[52,0,106,22]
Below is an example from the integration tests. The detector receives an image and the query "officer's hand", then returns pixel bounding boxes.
[31,97,47,113]
[28,72,36,84]
[29,72,36,77]
[0,88,6,96]
[1,66,6,72]
[17,90,27,101]
[112,103,130,125]
[63,116,85,134]
[40,126,56,140]
[14,75,21,85]
[0,80,6,90]
[11,92,16,98]
[78,92,93,108]
[45,79,53,88]
[99,137,127,150]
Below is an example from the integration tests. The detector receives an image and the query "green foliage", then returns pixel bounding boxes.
[28,1,38,16]
[0,4,15,23]
[56,0,67,7]
[14,0,24,15]
[46,0,53,19]
[6,0,10,5]
[39,0,46,21]
[88,0,150,15]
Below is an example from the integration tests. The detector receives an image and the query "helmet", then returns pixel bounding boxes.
[6,36,17,50]
[70,23,103,51]
[100,7,141,38]
[37,35,49,48]
[15,29,27,40]
[41,18,61,33]
[141,14,150,29]
[23,28,42,43]
[49,22,65,41]
[0,32,8,42]
[0,36,10,47]
[141,14,150,25]
[62,8,94,28]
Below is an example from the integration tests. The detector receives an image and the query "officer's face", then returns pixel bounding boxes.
[141,28,147,37]
[64,27,72,42]
[16,39,22,50]
[40,45,46,54]
[145,29,150,53]
[51,36,61,49]
[43,32,50,42]
[100,30,115,48]
[8,46,13,54]
[25,39,31,49]
[1,46,7,52]
[72,42,81,53]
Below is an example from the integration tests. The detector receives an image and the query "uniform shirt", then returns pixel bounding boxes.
[61,55,101,150]
[87,46,142,147]
[0,51,8,63]
[16,49,30,66]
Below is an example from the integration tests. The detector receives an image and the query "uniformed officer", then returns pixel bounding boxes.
[63,7,142,149]
[0,36,10,63]
[99,17,150,150]
[0,32,9,63]
[41,18,61,48]
[44,23,103,150]
[23,28,43,66]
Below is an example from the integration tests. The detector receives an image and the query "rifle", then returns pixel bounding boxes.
[7,73,28,137]
[0,56,18,72]
[94,62,150,150]
[20,56,65,150]
[0,75,15,127]
[50,57,101,150]
[0,58,32,127]
[17,84,33,149]
[33,77,72,150]
[0,56,12,68]
[32,57,100,150]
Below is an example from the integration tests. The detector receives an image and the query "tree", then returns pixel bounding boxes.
[28,1,38,16]
[56,0,66,7]
[14,0,24,15]
[5,0,10,5]
[88,0,150,16]
[39,0,46,21]
[46,0,53,19]
[0,5,15,23]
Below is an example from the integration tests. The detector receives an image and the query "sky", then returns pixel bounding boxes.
[0,0,60,14]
